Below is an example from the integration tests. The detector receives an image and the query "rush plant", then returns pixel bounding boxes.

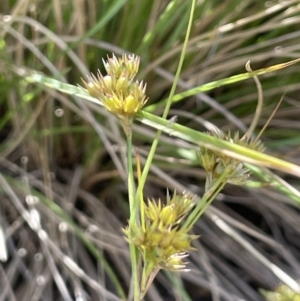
[2,1,300,300]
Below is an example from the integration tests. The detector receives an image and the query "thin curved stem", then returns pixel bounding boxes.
[126,135,139,301]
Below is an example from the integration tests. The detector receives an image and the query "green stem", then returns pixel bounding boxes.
[183,172,227,230]
[135,0,196,201]
[126,134,135,212]
[140,262,159,301]
[126,134,140,301]
[132,3,196,298]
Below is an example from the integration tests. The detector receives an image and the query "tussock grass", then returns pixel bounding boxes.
[0,1,300,300]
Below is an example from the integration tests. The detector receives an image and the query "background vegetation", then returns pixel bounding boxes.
[1,0,300,300]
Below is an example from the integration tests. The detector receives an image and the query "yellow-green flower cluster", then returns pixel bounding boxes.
[82,54,148,133]
[261,282,300,301]
[200,129,265,185]
[123,192,197,271]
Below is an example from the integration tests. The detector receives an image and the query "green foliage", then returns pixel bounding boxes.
[1,1,300,301]
[261,283,300,301]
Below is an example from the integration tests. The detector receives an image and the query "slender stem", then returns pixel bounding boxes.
[127,134,135,212]
[183,172,227,230]
[140,262,159,301]
[136,155,146,232]
[243,61,263,140]
[126,134,140,301]
[135,0,196,201]
[129,4,196,299]
[132,4,196,298]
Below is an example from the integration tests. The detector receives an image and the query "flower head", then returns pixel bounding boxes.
[145,192,195,229]
[123,192,197,272]
[199,129,265,185]
[103,54,140,81]
[261,282,300,301]
[81,54,148,135]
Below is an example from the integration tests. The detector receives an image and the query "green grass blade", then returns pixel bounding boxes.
[71,0,127,48]
[20,67,300,177]
[146,58,300,112]
[137,110,300,178]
